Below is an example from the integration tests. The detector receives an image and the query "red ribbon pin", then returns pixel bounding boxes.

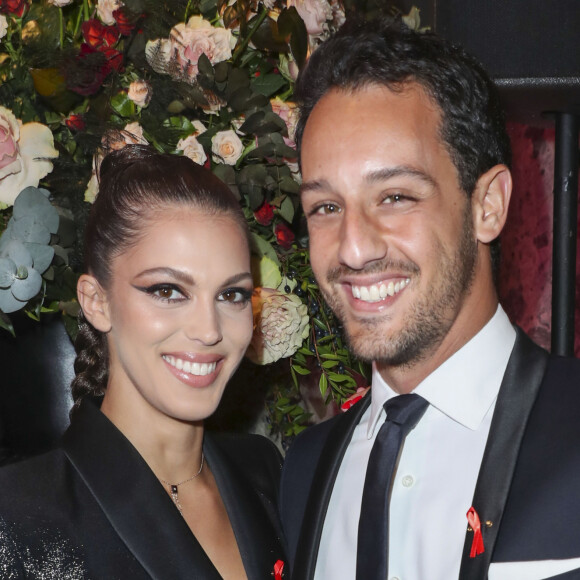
[466,506,485,558]
[272,559,285,580]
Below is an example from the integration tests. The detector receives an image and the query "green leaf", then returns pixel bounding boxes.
[110,92,136,118]
[319,372,328,396]
[278,7,308,69]
[328,373,356,383]
[278,195,295,223]
[251,73,288,97]
[197,53,214,79]
[291,364,311,376]
[252,255,282,288]
[322,360,339,369]
[250,15,289,53]
[279,175,300,195]
[250,233,280,264]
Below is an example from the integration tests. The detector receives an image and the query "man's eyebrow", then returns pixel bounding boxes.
[300,179,329,196]
[365,166,437,188]
[300,167,437,197]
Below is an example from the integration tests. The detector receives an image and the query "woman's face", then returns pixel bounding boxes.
[99,207,253,424]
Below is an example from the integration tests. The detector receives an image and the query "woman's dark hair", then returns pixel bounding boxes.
[71,144,249,412]
[295,17,511,198]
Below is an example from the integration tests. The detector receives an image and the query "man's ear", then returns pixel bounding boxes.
[472,164,512,244]
[77,274,111,333]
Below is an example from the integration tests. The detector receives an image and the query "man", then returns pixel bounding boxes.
[279,17,580,580]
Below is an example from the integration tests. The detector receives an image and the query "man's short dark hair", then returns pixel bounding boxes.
[295,18,511,198]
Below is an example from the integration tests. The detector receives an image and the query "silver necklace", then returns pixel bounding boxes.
[159,453,205,515]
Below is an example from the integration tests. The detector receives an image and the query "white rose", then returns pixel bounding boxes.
[287,0,332,37]
[211,129,243,165]
[0,107,58,207]
[247,288,310,365]
[146,16,235,83]
[48,0,74,6]
[177,135,207,166]
[97,0,123,25]
[127,79,152,108]
[0,15,8,40]
[192,120,207,135]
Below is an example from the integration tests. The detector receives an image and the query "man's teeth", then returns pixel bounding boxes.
[351,278,410,303]
[163,356,217,376]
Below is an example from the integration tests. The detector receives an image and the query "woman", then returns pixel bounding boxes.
[0,145,286,579]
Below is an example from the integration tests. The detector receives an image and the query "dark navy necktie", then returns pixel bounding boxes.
[356,394,429,579]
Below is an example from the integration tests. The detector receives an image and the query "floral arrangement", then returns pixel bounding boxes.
[0,0,423,440]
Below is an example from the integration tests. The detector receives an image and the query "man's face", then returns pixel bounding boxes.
[300,84,480,376]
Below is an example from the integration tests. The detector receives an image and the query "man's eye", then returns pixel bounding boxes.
[313,203,341,215]
[383,194,404,204]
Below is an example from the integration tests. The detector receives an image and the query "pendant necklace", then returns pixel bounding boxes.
[159,453,205,515]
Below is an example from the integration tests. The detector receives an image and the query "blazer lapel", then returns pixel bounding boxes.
[62,398,221,580]
[458,328,549,580]
[293,395,371,580]
[204,434,285,580]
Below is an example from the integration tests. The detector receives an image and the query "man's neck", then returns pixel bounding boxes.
[377,297,500,394]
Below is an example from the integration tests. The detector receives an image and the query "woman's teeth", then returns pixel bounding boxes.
[163,356,217,376]
[351,278,410,303]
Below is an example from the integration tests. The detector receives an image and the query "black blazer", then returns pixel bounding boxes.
[280,328,580,579]
[0,397,287,579]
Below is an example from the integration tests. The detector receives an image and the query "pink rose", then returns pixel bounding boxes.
[146,16,235,83]
[0,115,21,179]
[270,97,298,149]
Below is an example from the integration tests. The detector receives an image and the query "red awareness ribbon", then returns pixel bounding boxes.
[466,506,485,558]
[273,559,285,580]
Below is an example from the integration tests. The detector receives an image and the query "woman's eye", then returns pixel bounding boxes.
[218,288,252,304]
[140,284,186,302]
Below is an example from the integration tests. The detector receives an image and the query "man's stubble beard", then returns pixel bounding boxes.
[319,205,478,370]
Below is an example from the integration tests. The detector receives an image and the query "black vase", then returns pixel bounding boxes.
[0,314,75,464]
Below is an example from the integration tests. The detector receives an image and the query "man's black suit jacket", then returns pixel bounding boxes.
[280,328,580,579]
[0,397,287,579]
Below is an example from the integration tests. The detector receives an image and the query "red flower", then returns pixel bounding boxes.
[82,19,120,50]
[64,114,86,132]
[254,202,275,226]
[66,44,113,96]
[113,7,139,36]
[275,223,295,250]
[0,0,28,17]
[101,46,124,72]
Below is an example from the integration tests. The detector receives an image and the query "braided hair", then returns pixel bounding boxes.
[70,144,248,413]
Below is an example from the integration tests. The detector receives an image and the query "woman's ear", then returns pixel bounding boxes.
[472,164,512,244]
[77,274,111,333]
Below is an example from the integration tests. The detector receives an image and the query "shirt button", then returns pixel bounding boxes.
[402,475,414,487]
[390,576,400,580]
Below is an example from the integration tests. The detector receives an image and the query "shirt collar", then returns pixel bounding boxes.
[367,305,517,438]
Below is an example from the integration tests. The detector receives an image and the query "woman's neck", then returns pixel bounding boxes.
[100,385,205,484]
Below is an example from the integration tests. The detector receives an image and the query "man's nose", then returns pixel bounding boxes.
[337,209,389,270]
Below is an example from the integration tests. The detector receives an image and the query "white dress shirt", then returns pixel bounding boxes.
[313,306,517,580]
